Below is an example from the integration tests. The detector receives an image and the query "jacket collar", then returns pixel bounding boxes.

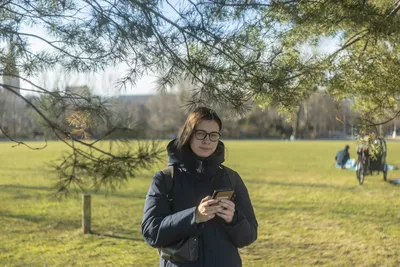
[167,139,225,179]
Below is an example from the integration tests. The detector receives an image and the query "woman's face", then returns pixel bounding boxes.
[190,120,220,158]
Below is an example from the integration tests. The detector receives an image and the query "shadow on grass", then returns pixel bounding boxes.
[0,184,60,201]
[0,184,51,191]
[0,210,45,223]
[0,167,45,173]
[0,210,81,230]
[245,179,361,190]
[0,184,146,200]
[91,190,146,200]
[91,231,143,241]
[254,200,399,225]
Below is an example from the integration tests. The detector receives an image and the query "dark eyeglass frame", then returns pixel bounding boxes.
[193,129,221,142]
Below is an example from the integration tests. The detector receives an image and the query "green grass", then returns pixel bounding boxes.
[1,140,400,266]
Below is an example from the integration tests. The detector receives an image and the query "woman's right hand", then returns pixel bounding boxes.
[196,196,222,223]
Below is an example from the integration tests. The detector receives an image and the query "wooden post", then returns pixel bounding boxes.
[82,194,91,234]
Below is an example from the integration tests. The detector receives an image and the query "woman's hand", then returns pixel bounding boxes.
[216,199,236,223]
[196,196,223,223]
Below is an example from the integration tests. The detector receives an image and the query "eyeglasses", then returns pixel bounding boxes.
[194,130,221,142]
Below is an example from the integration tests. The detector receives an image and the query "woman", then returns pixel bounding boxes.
[141,107,258,267]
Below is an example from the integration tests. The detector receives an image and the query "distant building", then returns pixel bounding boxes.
[65,85,90,97]
[114,94,153,105]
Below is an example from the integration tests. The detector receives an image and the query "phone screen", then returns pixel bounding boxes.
[212,189,234,201]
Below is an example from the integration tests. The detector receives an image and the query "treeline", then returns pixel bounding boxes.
[0,87,398,141]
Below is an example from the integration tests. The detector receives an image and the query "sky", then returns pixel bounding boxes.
[13,0,181,97]
[17,22,159,97]
[12,0,338,97]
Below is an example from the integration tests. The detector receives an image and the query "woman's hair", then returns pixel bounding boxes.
[175,107,222,150]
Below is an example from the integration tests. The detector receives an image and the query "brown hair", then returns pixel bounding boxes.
[175,107,222,150]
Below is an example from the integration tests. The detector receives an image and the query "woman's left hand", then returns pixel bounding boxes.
[216,199,235,223]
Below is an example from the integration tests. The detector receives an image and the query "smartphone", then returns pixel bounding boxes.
[212,188,235,201]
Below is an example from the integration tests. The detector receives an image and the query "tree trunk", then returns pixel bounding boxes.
[292,103,303,139]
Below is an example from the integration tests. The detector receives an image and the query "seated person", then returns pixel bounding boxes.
[335,145,350,169]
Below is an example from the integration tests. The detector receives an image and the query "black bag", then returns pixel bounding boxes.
[158,165,236,263]
[159,235,199,263]
[158,166,199,263]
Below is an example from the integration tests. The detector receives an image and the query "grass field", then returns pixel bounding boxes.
[1,140,399,267]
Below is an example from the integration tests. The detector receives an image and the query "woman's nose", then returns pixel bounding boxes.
[202,138,210,144]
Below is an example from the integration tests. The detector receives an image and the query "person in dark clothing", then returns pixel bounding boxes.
[141,107,258,267]
[335,145,350,169]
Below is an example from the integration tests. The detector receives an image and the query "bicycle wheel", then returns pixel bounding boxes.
[357,161,364,185]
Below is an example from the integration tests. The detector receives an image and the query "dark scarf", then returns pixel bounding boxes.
[166,139,225,180]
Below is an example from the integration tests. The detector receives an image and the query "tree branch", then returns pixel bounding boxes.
[388,0,400,17]
[0,128,48,150]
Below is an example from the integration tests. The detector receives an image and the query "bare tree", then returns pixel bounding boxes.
[146,94,185,139]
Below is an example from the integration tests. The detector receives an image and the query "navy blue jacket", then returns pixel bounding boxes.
[141,140,258,267]
[335,148,350,166]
